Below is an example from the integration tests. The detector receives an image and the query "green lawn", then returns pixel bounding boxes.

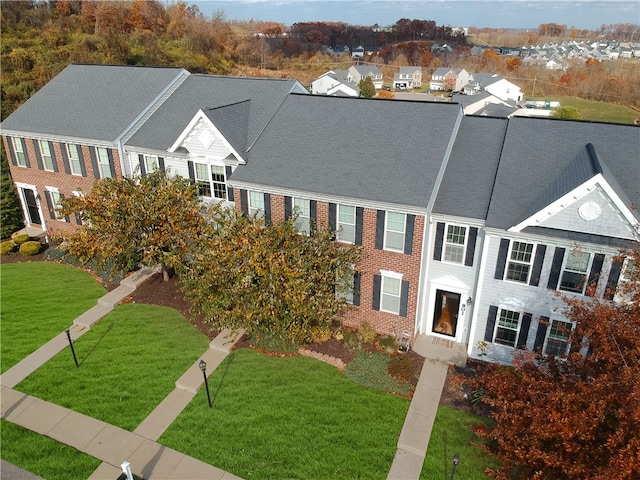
[15,303,210,431]
[0,262,107,373]
[536,96,639,124]
[0,420,102,480]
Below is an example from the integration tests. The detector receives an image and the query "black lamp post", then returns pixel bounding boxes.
[199,360,212,408]
[65,328,79,368]
[450,453,460,480]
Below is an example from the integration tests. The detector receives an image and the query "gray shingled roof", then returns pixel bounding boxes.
[125,75,305,153]
[486,117,640,229]
[203,100,250,157]
[433,116,508,219]
[1,64,186,142]
[231,94,462,209]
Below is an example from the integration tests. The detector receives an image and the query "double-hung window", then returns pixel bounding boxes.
[380,275,401,314]
[211,166,227,199]
[144,155,158,173]
[195,163,227,200]
[293,198,311,235]
[544,319,573,356]
[493,309,520,347]
[337,204,356,243]
[13,138,27,167]
[96,147,112,178]
[194,163,211,197]
[559,249,591,294]
[444,225,467,264]
[384,212,406,251]
[249,191,265,218]
[40,141,55,171]
[505,241,534,283]
[67,144,83,176]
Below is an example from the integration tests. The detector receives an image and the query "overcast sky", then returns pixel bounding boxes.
[193,0,639,31]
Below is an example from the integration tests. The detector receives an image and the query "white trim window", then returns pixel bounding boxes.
[195,163,226,200]
[336,269,355,304]
[381,274,402,314]
[72,191,85,225]
[67,144,83,176]
[40,140,55,171]
[13,138,27,167]
[444,224,467,264]
[621,258,637,284]
[493,308,520,347]
[210,165,227,199]
[46,187,65,221]
[384,212,406,252]
[96,147,112,178]
[249,191,265,218]
[144,155,159,173]
[559,249,592,294]
[544,319,573,356]
[505,241,535,283]
[293,198,311,235]
[194,163,211,197]
[337,204,356,243]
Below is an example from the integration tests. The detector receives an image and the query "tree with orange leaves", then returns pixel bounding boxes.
[467,250,640,479]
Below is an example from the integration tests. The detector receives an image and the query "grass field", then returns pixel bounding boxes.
[0,262,107,373]
[15,303,210,431]
[536,96,639,124]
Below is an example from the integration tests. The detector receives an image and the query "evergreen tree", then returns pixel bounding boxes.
[0,144,24,238]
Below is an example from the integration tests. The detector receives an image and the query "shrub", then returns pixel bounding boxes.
[358,322,377,344]
[344,351,411,395]
[19,241,41,256]
[12,233,29,245]
[1,240,16,256]
[251,331,300,354]
[378,335,398,353]
[309,326,332,343]
[343,329,364,350]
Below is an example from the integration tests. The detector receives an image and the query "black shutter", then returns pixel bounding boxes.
[187,161,195,183]
[224,166,232,201]
[107,149,116,177]
[547,247,566,290]
[399,280,409,317]
[355,207,364,245]
[264,193,271,225]
[529,244,547,286]
[328,203,336,232]
[372,275,381,310]
[494,238,510,279]
[375,210,385,250]
[158,157,165,172]
[464,227,478,266]
[60,143,71,174]
[605,258,623,300]
[433,222,445,261]
[44,191,55,219]
[89,147,100,179]
[284,196,292,220]
[77,146,86,176]
[404,214,415,255]
[517,313,532,348]
[21,139,30,167]
[484,305,498,342]
[138,154,147,176]
[7,138,17,166]
[533,316,549,352]
[240,189,248,215]
[48,141,58,172]
[33,139,44,170]
[586,253,605,297]
[310,201,317,230]
[352,272,361,306]
[60,193,69,222]
[74,213,83,226]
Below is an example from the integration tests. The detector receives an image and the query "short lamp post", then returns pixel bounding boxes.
[450,453,460,480]
[199,360,212,408]
[65,328,79,368]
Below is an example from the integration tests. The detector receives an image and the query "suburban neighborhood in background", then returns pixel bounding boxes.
[1,2,639,479]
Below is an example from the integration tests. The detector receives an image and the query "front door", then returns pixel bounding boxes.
[432,290,461,337]
[22,188,41,225]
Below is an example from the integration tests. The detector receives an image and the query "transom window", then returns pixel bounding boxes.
[559,249,592,294]
[505,241,534,283]
[444,225,467,263]
[381,275,401,314]
[67,144,83,176]
[40,141,55,171]
[544,319,573,356]
[96,147,112,178]
[13,138,27,167]
[494,309,520,347]
[384,212,406,251]
[293,198,311,235]
[249,191,265,218]
[337,204,356,243]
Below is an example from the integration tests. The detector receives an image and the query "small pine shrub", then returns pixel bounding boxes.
[343,329,364,350]
[358,322,377,344]
[344,351,411,395]
[1,240,16,256]
[11,233,30,245]
[19,241,41,256]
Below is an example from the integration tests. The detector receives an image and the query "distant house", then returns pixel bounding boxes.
[429,68,470,92]
[311,70,359,97]
[467,73,523,103]
[393,67,422,89]
[351,45,365,59]
[348,65,384,90]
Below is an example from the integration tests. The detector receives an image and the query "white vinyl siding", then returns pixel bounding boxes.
[384,212,405,252]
